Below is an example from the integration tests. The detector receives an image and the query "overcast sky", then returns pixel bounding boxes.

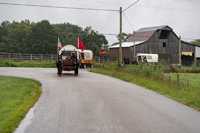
[0,0,199,45]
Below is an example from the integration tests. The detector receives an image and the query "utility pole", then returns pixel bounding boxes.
[119,0,139,64]
[179,36,181,66]
[119,7,122,64]
[133,31,135,59]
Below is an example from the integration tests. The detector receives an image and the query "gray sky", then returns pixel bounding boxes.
[0,0,199,45]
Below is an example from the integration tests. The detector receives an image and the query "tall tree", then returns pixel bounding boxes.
[52,22,84,47]
[0,21,10,52]
[25,20,57,54]
[7,21,30,53]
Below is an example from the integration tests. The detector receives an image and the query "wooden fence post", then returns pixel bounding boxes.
[30,54,32,62]
[187,77,189,87]
[19,53,21,62]
[51,55,53,62]
[41,54,43,61]
[8,53,10,60]
[169,73,170,84]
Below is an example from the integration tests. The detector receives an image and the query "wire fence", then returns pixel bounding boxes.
[0,52,111,63]
[1,52,198,66]
[0,52,57,62]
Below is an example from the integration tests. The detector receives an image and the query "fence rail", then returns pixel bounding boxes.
[0,52,111,63]
[0,52,57,62]
[0,53,173,64]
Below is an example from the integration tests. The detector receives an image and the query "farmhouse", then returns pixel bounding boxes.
[109,25,200,65]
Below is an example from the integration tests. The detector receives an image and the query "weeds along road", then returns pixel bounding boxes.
[0,67,200,133]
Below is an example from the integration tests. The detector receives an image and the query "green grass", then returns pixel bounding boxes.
[0,76,42,133]
[91,63,200,111]
[0,60,56,68]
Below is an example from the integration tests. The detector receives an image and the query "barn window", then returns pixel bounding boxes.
[159,30,170,39]
[163,42,166,47]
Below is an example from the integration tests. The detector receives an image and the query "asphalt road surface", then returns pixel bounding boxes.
[0,67,200,133]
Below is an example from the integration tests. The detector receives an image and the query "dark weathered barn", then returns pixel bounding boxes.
[109,25,200,65]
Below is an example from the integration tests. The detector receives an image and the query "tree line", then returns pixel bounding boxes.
[0,20,109,57]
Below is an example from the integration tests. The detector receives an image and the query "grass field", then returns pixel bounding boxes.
[0,76,42,133]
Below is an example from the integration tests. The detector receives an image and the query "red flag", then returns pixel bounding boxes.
[58,37,62,53]
[78,37,85,51]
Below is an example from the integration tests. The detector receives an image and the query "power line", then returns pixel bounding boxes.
[182,0,200,2]
[1,2,199,13]
[0,2,119,12]
[75,0,128,6]
[135,5,200,12]
[182,38,199,40]
[123,0,139,12]
[123,12,134,31]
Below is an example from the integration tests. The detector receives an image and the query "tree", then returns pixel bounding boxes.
[1,21,10,27]
[82,27,108,57]
[192,39,200,46]
[52,22,84,48]
[7,21,30,53]
[0,20,109,55]
[0,21,10,52]
[25,20,57,54]
[116,32,132,43]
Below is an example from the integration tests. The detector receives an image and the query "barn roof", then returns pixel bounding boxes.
[109,41,144,48]
[109,25,196,49]
[126,25,170,42]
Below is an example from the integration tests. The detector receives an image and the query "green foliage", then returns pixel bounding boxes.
[116,32,132,43]
[52,22,84,47]
[25,20,57,54]
[82,27,109,57]
[191,39,200,46]
[163,65,200,73]
[0,76,42,133]
[0,20,109,56]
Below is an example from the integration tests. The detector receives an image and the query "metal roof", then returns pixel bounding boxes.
[109,41,144,48]
[126,25,170,42]
[137,25,168,32]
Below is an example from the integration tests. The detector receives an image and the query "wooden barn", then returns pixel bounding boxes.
[109,25,200,65]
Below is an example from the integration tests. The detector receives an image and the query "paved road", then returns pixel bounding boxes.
[0,67,200,133]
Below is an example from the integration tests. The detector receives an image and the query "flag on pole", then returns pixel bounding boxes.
[58,37,62,53]
[78,37,85,51]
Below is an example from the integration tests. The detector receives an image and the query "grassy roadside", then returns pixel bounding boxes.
[90,63,200,111]
[0,60,56,68]
[0,75,42,133]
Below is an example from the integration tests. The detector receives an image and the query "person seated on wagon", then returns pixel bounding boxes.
[62,53,67,60]
[81,53,84,59]
[70,53,75,61]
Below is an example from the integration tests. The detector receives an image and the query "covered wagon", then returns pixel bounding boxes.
[77,49,94,68]
[56,45,79,76]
